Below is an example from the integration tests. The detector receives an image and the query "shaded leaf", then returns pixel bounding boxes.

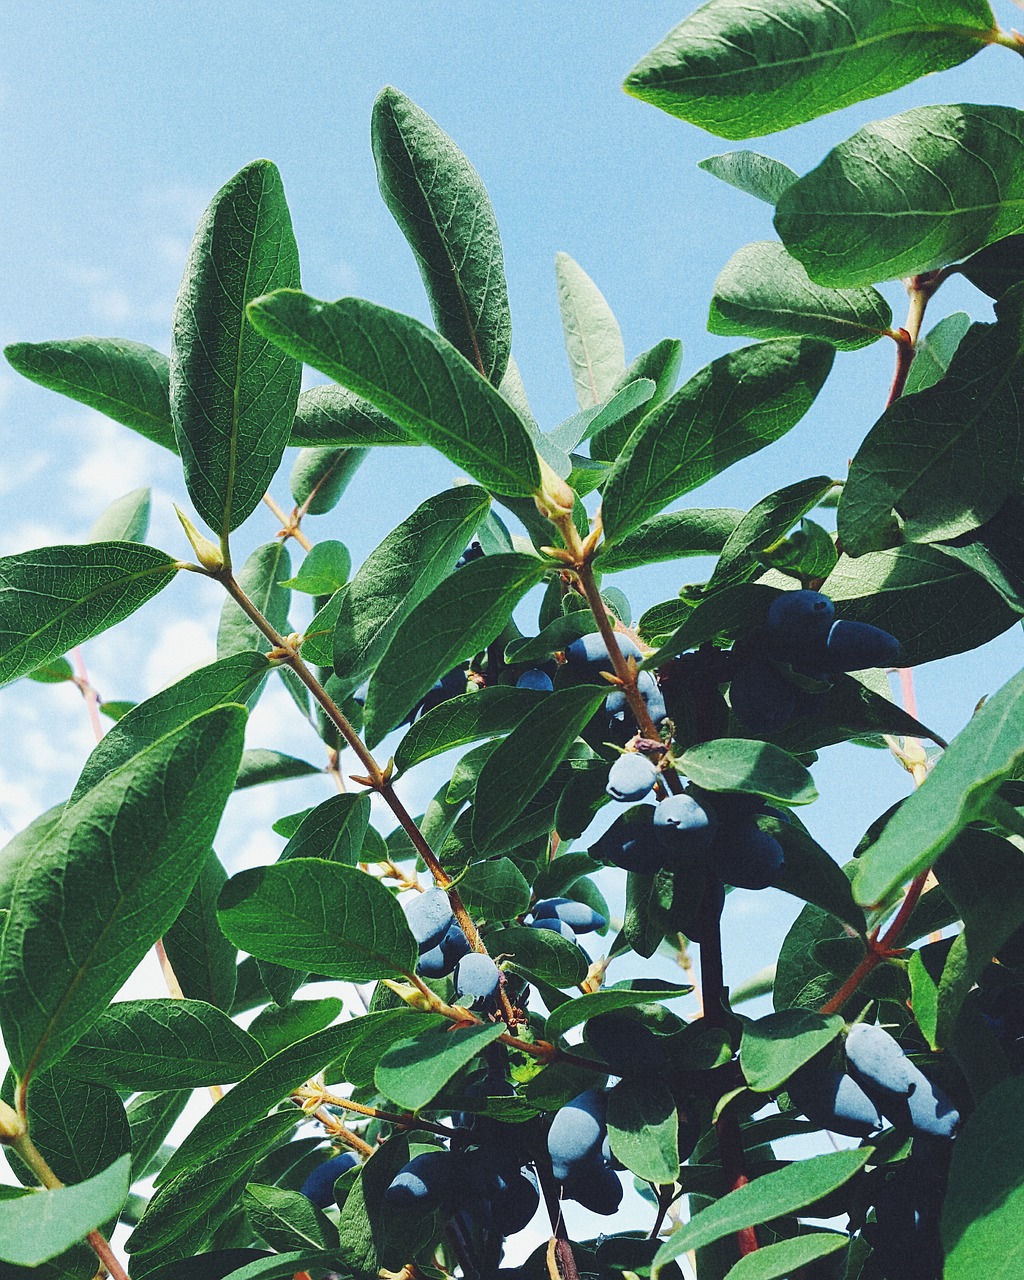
[545,985,691,1043]
[234,750,320,789]
[676,738,816,805]
[289,447,366,516]
[0,542,178,689]
[87,488,151,543]
[394,686,544,771]
[171,160,301,538]
[723,1234,847,1280]
[5,337,175,451]
[375,1022,505,1110]
[904,311,972,396]
[280,793,371,866]
[242,1183,338,1252]
[937,495,1024,612]
[607,1076,679,1184]
[290,383,412,447]
[595,507,742,574]
[484,924,587,987]
[248,291,539,496]
[456,858,531,921]
[372,86,510,385]
[0,1154,131,1268]
[708,475,835,591]
[776,105,1024,286]
[698,151,797,204]
[590,339,683,461]
[602,339,834,545]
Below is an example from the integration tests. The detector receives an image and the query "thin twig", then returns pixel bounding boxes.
[262,491,313,551]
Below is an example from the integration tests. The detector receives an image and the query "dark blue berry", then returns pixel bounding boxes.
[529,917,577,941]
[653,793,718,854]
[766,590,835,665]
[547,1089,607,1181]
[586,1012,664,1075]
[406,887,455,950]
[417,920,471,978]
[715,821,785,890]
[532,897,606,933]
[607,752,659,802]
[383,1150,455,1210]
[299,1151,359,1207]
[566,632,642,669]
[454,952,501,1003]
[563,1162,623,1215]
[823,619,900,672]
[516,668,554,692]
[729,656,798,735]
[786,1066,884,1138]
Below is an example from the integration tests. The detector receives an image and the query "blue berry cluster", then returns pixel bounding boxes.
[565,632,667,736]
[731,590,900,736]
[526,896,606,942]
[405,886,503,1002]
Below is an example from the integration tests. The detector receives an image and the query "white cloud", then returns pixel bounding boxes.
[143,619,218,689]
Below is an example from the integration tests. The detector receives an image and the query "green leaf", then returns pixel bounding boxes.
[126,1089,190,1182]
[642,583,779,667]
[280,793,371,866]
[289,447,366,516]
[484,924,587,987]
[129,1111,296,1259]
[590,339,683,461]
[63,999,265,1089]
[770,819,865,932]
[740,1010,844,1093]
[290,383,412,447]
[504,613,598,664]
[675,738,816,805]
[218,859,419,982]
[5,337,175,451]
[904,311,972,396]
[456,858,531,921]
[822,544,1019,667]
[552,380,656,457]
[854,668,1024,907]
[840,289,1024,551]
[708,476,835,591]
[246,997,342,1058]
[722,1234,848,1280]
[709,242,891,350]
[161,850,237,1010]
[200,1252,348,1280]
[602,339,834,545]
[942,1077,1024,1280]
[364,552,546,745]
[652,1148,871,1274]
[25,657,75,684]
[234,749,320,789]
[0,1154,131,1268]
[243,1183,338,1252]
[0,542,178,689]
[217,542,291,665]
[960,232,1024,299]
[595,508,743,574]
[625,1,995,140]
[0,705,245,1083]
[72,653,267,802]
[776,105,1024,287]
[471,685,609,854]
[545,986,691,1043]
[171,160,301,539]
[555,252,625,409]
[0,806,63,913]
[607,1076,679,1184]
[156,1019,407,1186]
[394,687,544,771]
[372,86,510,385]
[335,1134,438,1277]
[698,152,797,204]
[248,290,539,497]
[937,496,1024,612]
[87,487,151,543]
[375,1021,505,1110]
[331,485,490,690]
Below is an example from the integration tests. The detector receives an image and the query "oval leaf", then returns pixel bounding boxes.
[375,1022,505,1111]
[555,252,626,409]
[676,738,817,805]
[0,1154,131,1267]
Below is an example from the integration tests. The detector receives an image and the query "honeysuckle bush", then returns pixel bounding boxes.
[4,4,1024,1279]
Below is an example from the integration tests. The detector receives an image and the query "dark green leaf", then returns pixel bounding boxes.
[5,337,175,451]
[126,1089,190,1182]
[246,998,342,1058]
[0,705,245,1082]
[217,542,290,665]
[596,508,743,574]
[552,379,656,456]
[87,488,151,543]
[25,657,74,683]
[207,1253,348,1280]
[504,613,597,664]
[0,806,63,913]
[776,105,1024,286]
[625,2,994,140]
[959,232,1024,299]
[233,749,320,789]
[372,86,510,385]
[653,1148,871,1274]
[740,1010,844,1093]
[248,291,539,497]
[698,152,797,204]
[484,924,587,987]
[331,485,489,690]
[242,1183,338,1252]
[642,583,778,666]
[555,252,625,409]
[163,850,237,1010]
[218,859,419,982]
[375,1022,505,1110]
[0,1154,130,1268]
[841,290,1024,551]
[0,542,178,689]
[607,1076,679,1184]
[394,687,543,771]
[676,738,816,805]
[280,793,371,866]
[854,668,1024,906]
[760,516,837,582]
[937,496,1024,612]
[942,1077,1024,1280]
[722,1234,848,1280]
[365,552,546,745]
[602,339,834,545]
[822,544,1019,667]
[770,819,865,932]
[904,312,972,396]
[471,685,609,854]
[289,447,366,516]
[129,1111,296,1258]
[171,160,301,538]
[545,985,691,1043]
[590,339,683,461]
[64,999,265,1089]
[290,383,412,449]
[335,1134,439,1276]
[455,858,531,921]
[709,476,835,590]
[710,242,891,350]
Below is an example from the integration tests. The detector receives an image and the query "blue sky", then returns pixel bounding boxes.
[2,2,1023,1245]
